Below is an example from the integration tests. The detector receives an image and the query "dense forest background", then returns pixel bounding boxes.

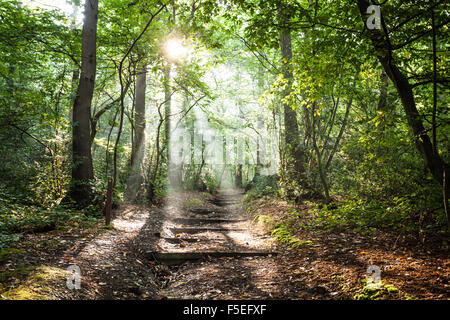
[0,0,449,262]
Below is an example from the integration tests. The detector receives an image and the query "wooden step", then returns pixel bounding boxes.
[147,251,277,265]
[170,227,246,234]
[188,208,227,215]
[170,218,245,225]
[161,237,200,244]
[209,200,238,207]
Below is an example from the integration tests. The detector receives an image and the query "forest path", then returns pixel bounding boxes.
[151,191,449,300]
[1,189,326,300]
[154,189,287,299]
[3,190,447,300]
[150,189,275,265]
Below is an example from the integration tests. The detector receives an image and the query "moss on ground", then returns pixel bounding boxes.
[0,248,23,262]
[184,197,204,209]
[353,280,412,300]
[1,265,67,300]
[201,192,214,200]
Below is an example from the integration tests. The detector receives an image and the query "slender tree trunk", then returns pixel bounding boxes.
[133,65,147,171]
[255,66,265,177]
[377,70,388,133]
[126,64,147,201]
[236,164,243,188]
[378,70,388,112]
[148,105,165,202]
[194,134,205,189]
[164,67,172,163]
[70,0,98,204]
[325,98,351,170]
[311,103,330,202]
[105,109,119,179]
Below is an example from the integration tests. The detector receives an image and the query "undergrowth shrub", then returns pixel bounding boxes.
[245,174,279,199]
[0,187,103,250]
[303,196,446,235]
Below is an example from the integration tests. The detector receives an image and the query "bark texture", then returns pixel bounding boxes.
[70,0,98,204]
[278,4,307,193]
[357,0,449,226]
[126,65,147,201]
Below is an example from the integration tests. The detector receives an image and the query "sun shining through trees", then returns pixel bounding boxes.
[163,37,189,62]
[158,31,277,192]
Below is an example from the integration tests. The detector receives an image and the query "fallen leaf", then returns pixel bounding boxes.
[388,267,397,271]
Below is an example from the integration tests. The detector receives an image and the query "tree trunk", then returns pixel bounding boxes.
[70,0,98,204]
[325,98,352,170]
[236,164,243,188]
[163,66,173,183]
[126,64,147,201]
[357,0,449,226]
[194,134,206,189]
[68,1,79,123]
[277,4,307,192]
[255,66,265,177]
[311,103,330,202]
[377,70,388,112]
[377,70,388,133]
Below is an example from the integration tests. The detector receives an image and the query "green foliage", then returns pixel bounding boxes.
[0,1,74,207]
[0,248,23,263]
[271,221,313,249]
[245,175,279,200]
[200,192,214,201]
[0,264,36,284]
[252,214,277,233]
[0,188,102,250]
[201,168,219,193]
[184,197,204,210]
[300,193,446,236]
[353,279,408,300]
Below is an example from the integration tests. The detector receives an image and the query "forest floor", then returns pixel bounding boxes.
[0,189,448,300]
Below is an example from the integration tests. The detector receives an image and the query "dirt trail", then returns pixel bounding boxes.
[155,189,287,299]
[152,189,275,264]
[153,190,449,300]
